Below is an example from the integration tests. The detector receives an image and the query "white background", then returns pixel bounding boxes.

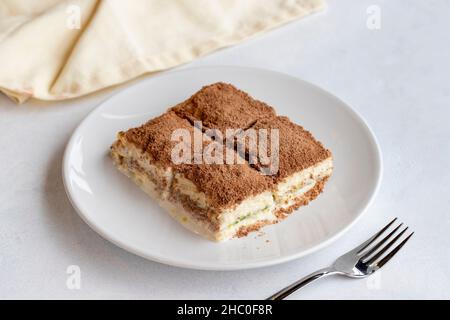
[1,0,449,299]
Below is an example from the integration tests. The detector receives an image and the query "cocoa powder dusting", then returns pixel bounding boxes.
[171,82,276,132]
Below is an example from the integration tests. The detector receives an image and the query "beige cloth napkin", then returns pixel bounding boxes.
[0,0,325,103]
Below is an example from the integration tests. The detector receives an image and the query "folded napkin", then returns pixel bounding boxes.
[0,0,325,103]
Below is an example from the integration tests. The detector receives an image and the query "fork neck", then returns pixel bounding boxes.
[267,267,338,300]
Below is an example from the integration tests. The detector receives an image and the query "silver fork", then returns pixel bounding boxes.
[267,218,413,300]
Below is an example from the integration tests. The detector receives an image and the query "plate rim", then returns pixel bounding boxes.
[62,65,383,270]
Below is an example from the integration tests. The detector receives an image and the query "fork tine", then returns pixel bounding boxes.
[365,226,409,265]
[354,217,398,254]
[360,223,403,259]
[375,232,414,268]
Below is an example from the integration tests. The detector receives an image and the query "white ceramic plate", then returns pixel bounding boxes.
[63,66,382,270]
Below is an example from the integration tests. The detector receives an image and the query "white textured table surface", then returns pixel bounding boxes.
[1,0,449,299]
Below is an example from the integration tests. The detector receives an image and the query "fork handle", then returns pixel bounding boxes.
[266,267,336,300]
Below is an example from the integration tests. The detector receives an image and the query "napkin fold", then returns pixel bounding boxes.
[0,0,325,103]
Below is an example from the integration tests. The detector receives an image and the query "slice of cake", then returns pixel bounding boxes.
[172,161,275,241]
[111,82,333,241]
[110,111,193,201]
[248,116,333,218]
